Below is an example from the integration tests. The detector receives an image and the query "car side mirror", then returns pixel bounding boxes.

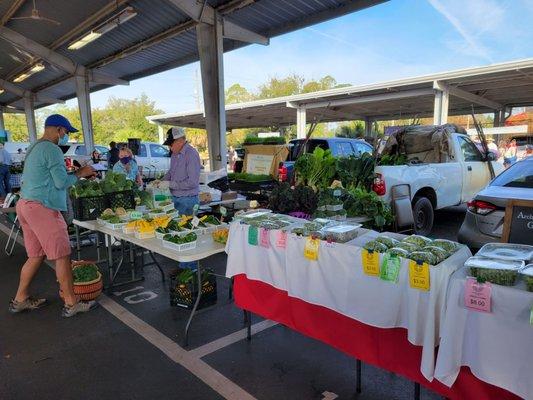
[485,152,496,161]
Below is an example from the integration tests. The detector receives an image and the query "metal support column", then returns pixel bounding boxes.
[433,89,449,125]
[158,124,165,144]
[0,107,5,133]
[23,95,37,143]
[75,72,94,154]
[364,116,372,138]
[296,107,307,139]
[196,15,227,171]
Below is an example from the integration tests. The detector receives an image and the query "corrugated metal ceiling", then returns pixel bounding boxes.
[0,0,386,109]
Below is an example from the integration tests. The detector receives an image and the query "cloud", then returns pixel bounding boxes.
[427,0,495,62]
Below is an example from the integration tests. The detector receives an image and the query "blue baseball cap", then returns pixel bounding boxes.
[44,114,79,133]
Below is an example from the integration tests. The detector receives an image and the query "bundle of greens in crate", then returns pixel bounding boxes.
[70,179,106,221]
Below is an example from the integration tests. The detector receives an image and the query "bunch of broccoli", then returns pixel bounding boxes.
[100,171,134,193]
[70,179,103,198]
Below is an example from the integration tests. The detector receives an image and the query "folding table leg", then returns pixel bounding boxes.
[246,311,252,341]
[414,382,420,400]
[355,359,362,394]
[184,263,203,347]
[148,251,165,282]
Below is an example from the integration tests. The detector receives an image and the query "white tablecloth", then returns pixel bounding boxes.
[434,269,533,399]
[225,222,471,380]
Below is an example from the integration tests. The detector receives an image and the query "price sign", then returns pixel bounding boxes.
[333,189,341,197]
[276,230,287,249]
[380,254,400,283]
[130,211,143,220]
[304,237,320,261]
[220,206,227,217]
[409,260,430,291]
[191,216,200,227]
[361,249,380,276]
[259,228,270,248]
[248,226,258,246]
[464,277,492,313]
[193,204,199,215]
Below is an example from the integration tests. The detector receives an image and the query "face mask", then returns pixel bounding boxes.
[120,156,131,164]
[58,132,69,146]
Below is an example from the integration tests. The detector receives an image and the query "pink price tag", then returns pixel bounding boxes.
[259,228,270,248]
[464,277,492,313]
[276,230,287,249]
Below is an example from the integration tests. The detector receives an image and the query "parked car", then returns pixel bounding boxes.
[278,138,373,182]
[373,125,504,235]
[117,141,170,179]
[3,141,30,163]
[59,143,110,168]
[458,157,533,250]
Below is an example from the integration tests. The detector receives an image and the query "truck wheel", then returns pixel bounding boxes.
[412,196,434,236]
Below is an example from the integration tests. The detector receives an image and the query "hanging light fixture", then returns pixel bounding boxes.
[13,63,45,83]
[68,7,137,50]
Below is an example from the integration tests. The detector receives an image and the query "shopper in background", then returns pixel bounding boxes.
[113,146,142,186]
[10,114,97,318]
[160,127,201,215]
[108,141,119,168]
[503,139,518,168]
[0,142,12,201]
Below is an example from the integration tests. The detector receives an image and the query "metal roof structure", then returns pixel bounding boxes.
[0,0,386,110]
[148,58,533,129]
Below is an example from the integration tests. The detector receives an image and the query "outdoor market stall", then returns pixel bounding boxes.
[225,214,526,400]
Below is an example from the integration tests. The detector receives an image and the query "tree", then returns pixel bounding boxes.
[336,121,365,138]
[225,84,253,104]
[257,74,304,98]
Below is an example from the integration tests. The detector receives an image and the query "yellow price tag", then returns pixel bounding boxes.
[409,260,430,291]
[304,237,320,261]
[200,215,208,222]
[361,249,380,276]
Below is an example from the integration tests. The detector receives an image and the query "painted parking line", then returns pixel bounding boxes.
[99,295,257,400]
[190,319,278,359]
[0,224,257,400]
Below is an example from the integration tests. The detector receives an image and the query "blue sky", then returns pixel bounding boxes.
[69,0,533,114]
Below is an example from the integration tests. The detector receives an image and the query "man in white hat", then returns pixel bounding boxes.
[161,127,201,215]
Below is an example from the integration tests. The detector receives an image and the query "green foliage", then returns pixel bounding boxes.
[336,121,365,138]
[225,83,253,104]
[293,185,318,214]
[268,182,296,214]
[228,172,272,182]
[101,171,134,193]
[344,187,394,230]
[336,153,376,191]
[73,264,99,283]
[242,135,286,145]
[70,179,103,198]
[378,154,408,166]
[294,147,336,191]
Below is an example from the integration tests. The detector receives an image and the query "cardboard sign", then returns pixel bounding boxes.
[259,228,270,248]
[361,249,380,277]
[248,226,258,246]
[304,237,320,261]
[380,254,401,283]
[276,230,287,249]
[464,277,492,313]
[409,260,430,291]
[246,154,275,175]
[502,199,533,245]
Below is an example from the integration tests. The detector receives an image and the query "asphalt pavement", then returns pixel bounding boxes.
[0,212,461,400]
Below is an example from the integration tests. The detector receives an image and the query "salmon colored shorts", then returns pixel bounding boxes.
[16,199,71,260]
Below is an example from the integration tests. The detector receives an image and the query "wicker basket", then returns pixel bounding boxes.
[60,261,103,301]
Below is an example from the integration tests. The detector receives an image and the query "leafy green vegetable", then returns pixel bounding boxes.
[269,182,297,213]
[344,187,393,230]
[363,240,388,253]
[70,179,103,198]
[229,172,272,182]
[163,232,198,244]
[294,147,336,191]
[378,154,408,166]
[336,153,375,191]
[73,264,99,283]
[243,136,286,145]
[100,171,134,193]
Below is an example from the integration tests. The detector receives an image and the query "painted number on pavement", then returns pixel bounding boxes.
[113,286,158,304]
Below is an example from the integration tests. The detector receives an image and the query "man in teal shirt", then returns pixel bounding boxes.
[10,114,96,318]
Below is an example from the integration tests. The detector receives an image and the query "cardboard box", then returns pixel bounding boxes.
[243,144,289,177]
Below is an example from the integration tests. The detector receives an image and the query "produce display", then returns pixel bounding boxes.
[72,263,99,283]
[336,153,376,191]
[294,147,336,191]
[408,251,438,266]
[100,171,134,193]
[70,179,103,198]
[126,215,171,233]
[465,256,524,286]
[387,247,410,258]
[423,246,448,263]
[403,235,433,247]
[364,240,388,253]
[431,239,458,253]
[477,243,533,263]
[98,208,128,224]
[521,265,533,292]
[202,215,222,225]
[375,236,400,249]
[212,228,229,244]
[228,172,273,183]
[343,187,393,230]
[321,224,361,243]
[163,232,197,244]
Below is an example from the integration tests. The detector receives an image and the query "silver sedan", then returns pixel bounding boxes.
[458,157,533,250]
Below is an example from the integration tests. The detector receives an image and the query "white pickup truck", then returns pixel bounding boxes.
[374,125,504,235]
